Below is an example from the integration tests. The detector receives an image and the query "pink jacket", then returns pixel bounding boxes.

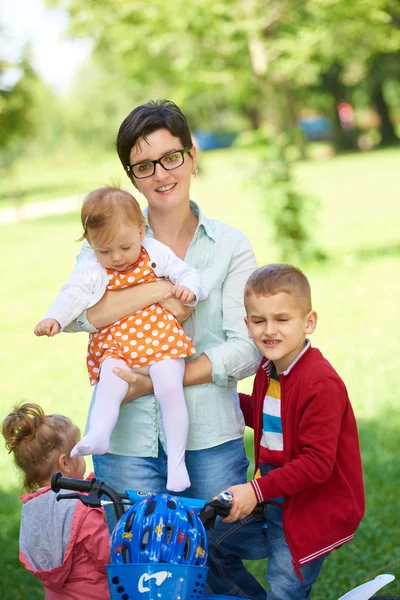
[19,477,110,599]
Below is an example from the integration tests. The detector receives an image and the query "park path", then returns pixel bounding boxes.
[0,196,78,224]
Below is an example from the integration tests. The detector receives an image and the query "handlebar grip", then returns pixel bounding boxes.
[51,472,94,493]
[51,472,126,521]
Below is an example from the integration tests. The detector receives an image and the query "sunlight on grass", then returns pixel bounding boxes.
[0,148,124,207]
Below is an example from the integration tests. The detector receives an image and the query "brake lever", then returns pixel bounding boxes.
[56,479,105,509]
[56,492,103,508]
[199,497,267,530]
[199,499,231,530]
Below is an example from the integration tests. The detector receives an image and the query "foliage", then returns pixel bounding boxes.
[0,40,65,173]
[236,129,323,261]
[59,59,145,149]
[48,0,400,148]
[48,0,259,131]
[0,52,38,166]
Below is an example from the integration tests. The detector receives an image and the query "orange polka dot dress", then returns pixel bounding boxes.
[86,246,196,385]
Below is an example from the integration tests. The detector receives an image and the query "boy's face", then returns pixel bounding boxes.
[89,222,145,272]
[245,291,317,374]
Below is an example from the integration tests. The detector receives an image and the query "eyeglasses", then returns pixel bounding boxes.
[127,146,191,179]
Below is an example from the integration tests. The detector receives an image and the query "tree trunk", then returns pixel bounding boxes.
[372,82,400,146]
[282,85,307,160]
[322,63,357,152]
[243,105,263,130]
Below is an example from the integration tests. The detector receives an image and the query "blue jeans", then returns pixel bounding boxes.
[93,438,249,532]
[207,504,327,600]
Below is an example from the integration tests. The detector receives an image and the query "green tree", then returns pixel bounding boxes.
[0,41,61,166]
[49,0,400,145]
[0,53,37,164]
[47,0,400,257]
[253,0,400,147]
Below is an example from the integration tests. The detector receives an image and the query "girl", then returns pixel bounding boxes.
[34,186,208,492]
[2,402,110,600]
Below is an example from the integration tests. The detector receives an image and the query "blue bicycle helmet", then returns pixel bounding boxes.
[110,494,208,566]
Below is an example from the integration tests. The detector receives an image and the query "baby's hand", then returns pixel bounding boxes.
[164,285,196,305]
[34,318,61,337]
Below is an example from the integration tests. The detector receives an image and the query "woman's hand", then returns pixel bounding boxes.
[219,483,258,523]
[113,367,154,403]
[159,298,195,323]
[87,280,174,329]
[115,353,212,405]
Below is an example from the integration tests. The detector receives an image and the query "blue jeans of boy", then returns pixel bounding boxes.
[207,503,327,600]
[93,437,249,532]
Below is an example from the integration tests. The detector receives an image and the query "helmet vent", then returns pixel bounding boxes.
[145,500,157,515]
[141,528,150,550]
[167,498,177,510]
[122,546,130,563]
[125,510,136,531]
[183,537,191,560]
[165,524,173,544]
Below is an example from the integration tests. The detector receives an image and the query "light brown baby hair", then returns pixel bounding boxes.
[244,264,312,314]
[2,403,77,492]
[80,186,145,247]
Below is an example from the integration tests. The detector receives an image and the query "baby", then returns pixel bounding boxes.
[34,186,208,491]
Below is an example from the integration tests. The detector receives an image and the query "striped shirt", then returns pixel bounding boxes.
[255,365,284,505]
[259,365,284,467]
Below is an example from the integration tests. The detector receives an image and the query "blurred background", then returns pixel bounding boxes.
[0,0,399,598]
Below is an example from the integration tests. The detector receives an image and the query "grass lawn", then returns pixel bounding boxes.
[0,148,124,208]
[0,146,399,599]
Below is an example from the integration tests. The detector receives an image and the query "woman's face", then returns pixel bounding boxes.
[129,128,197,212]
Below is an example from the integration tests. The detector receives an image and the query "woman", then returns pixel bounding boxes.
[70,99,260,527]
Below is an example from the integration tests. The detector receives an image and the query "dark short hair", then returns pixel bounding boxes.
[116,99,193,184]
[244,264,312,314]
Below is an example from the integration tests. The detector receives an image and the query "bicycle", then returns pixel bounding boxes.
[51,472,396,600]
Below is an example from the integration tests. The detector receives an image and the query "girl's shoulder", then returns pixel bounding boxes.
[69,247,106,288]
[142,237,169,254]
[142,237,179,263]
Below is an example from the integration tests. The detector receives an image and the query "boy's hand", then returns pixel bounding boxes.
[34,318,61,337]
[220,483,258,523]
[164,285,196,305]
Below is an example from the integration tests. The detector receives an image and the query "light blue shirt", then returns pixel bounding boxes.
[76,201,261,455]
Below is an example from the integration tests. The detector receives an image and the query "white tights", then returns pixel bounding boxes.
[70,357,190,492]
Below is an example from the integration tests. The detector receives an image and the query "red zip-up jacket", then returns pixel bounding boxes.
[240,344,365,574]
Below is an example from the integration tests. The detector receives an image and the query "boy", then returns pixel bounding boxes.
[207,264,365,600]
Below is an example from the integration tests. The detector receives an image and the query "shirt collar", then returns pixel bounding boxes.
[262,339,312,376]
[143,200,216,242]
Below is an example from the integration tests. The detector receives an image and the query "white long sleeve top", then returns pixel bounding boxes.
[44,237,209,330]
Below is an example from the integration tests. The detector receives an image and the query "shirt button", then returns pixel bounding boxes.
[151,262,156,268]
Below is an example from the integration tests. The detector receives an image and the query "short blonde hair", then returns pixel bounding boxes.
[2,403,77,491]
[81,186,145,246]
[244,264,312,314]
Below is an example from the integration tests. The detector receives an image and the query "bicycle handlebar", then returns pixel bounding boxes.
[51,472,267,528]
[51,472,127,520]
[51,472,93,493]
